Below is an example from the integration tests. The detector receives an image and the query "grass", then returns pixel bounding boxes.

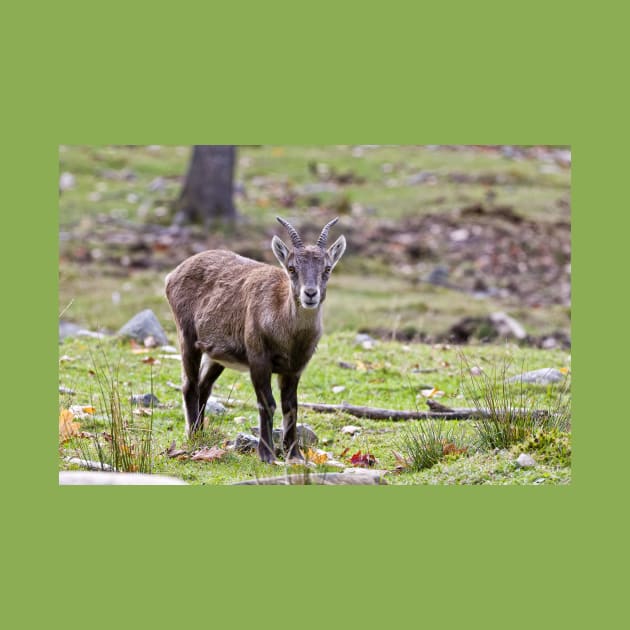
[58,333,571,485]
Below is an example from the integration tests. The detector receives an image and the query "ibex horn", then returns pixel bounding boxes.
[316,217,339,249]
[276,217,304,249]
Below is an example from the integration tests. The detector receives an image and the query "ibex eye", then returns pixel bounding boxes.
[324,266,331,274]
[288,266,296,274]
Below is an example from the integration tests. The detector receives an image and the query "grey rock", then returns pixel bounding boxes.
[117,309,168,346]
[427,265,450,286]
[130,393,160,406]
[234,433,259,453]
[296,423,318,446]
[489,312,527,340]
[59,321,108,342]
[251,423,318,448]
[60,471,187,485]
[507,368,566,385]
[205,396,227,415]
[515,453,536,468]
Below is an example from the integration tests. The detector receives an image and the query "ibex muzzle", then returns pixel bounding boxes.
[165,217,346,463]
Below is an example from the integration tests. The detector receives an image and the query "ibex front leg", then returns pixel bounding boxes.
[279,373,303,461]
[250,362,277,463]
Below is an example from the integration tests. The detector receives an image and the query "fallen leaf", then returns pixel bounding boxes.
[340,425,361,435]
[348,450,378,468]
[442,442,468,457]
[141,356,160,365]
[559,367,570,375]
[133,407,153,416]
[166,440,189,459]
[59,409,81,441]
[305,448,329,464]
[332,385,346,394]
[69,404,96,419]
[59,355,74,363]
[190,445,227,462]
[420,387,445,399]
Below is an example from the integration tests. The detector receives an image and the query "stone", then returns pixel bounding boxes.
[489,311,527,340]
[130,393,160,406]
[250,423,318,448]
[59,321,108,342]
[234,433,259,453]
[516,453,536,468]
[205,396,227,415]
[117,309,169,346]
[506,368,566,385]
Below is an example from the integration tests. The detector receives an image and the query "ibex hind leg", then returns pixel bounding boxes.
[197,355,225,425]
[180,337,203,437]
[250,363,277,463]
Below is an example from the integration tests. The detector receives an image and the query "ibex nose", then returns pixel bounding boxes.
[303,288,318,298]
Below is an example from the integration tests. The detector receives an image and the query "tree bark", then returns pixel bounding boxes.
[175,145,237,225]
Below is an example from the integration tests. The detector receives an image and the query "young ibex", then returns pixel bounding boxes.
[165,216,346,463]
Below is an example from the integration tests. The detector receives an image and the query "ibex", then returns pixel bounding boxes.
[165,217,346,463]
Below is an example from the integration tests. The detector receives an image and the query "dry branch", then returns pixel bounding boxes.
[299,402,551,421]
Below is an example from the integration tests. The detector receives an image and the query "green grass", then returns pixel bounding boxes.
[59,145,570,228]
[58,333,571,485]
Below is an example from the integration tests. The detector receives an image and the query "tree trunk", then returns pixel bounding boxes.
[175,145,237,225]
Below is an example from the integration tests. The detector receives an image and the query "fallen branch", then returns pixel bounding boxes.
[299,402,553,421]
[163,385,554,421]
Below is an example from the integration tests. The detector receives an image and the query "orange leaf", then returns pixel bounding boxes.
[305,448,329,465]
[190,446,226,462]
[59,409,81,441]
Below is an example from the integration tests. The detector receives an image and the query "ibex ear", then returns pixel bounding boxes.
[271,235,290,267]
[327,235,346,270]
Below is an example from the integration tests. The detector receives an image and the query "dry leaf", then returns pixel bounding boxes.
[559,367,570,375]
[59,409,81,441]
[166,441,189,459]
[305,448,329,464]
[190,445,226,462]
[340,425,361,435]
[133,407,153,416]
[442,442,468,457]
[420,387,445,399]
[348,450,377,468]
[141,356,160,365]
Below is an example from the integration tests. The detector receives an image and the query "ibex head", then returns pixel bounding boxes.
[272,216,346,309]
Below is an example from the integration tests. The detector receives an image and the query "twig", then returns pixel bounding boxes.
[299,402,552,421]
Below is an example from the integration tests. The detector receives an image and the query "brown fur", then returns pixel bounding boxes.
[165,221,345,463]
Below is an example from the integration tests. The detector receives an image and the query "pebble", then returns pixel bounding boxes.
[507,368,566,385]
[205,397,227,415]
[516,453,536,468]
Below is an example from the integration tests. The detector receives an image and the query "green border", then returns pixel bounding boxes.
[4,1,622,628]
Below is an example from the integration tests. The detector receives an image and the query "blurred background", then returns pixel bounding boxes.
[58,145,571,347]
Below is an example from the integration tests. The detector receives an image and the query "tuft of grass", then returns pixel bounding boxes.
[397,421,467,471]
[459,354,570,451]
[68,344,155,473]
